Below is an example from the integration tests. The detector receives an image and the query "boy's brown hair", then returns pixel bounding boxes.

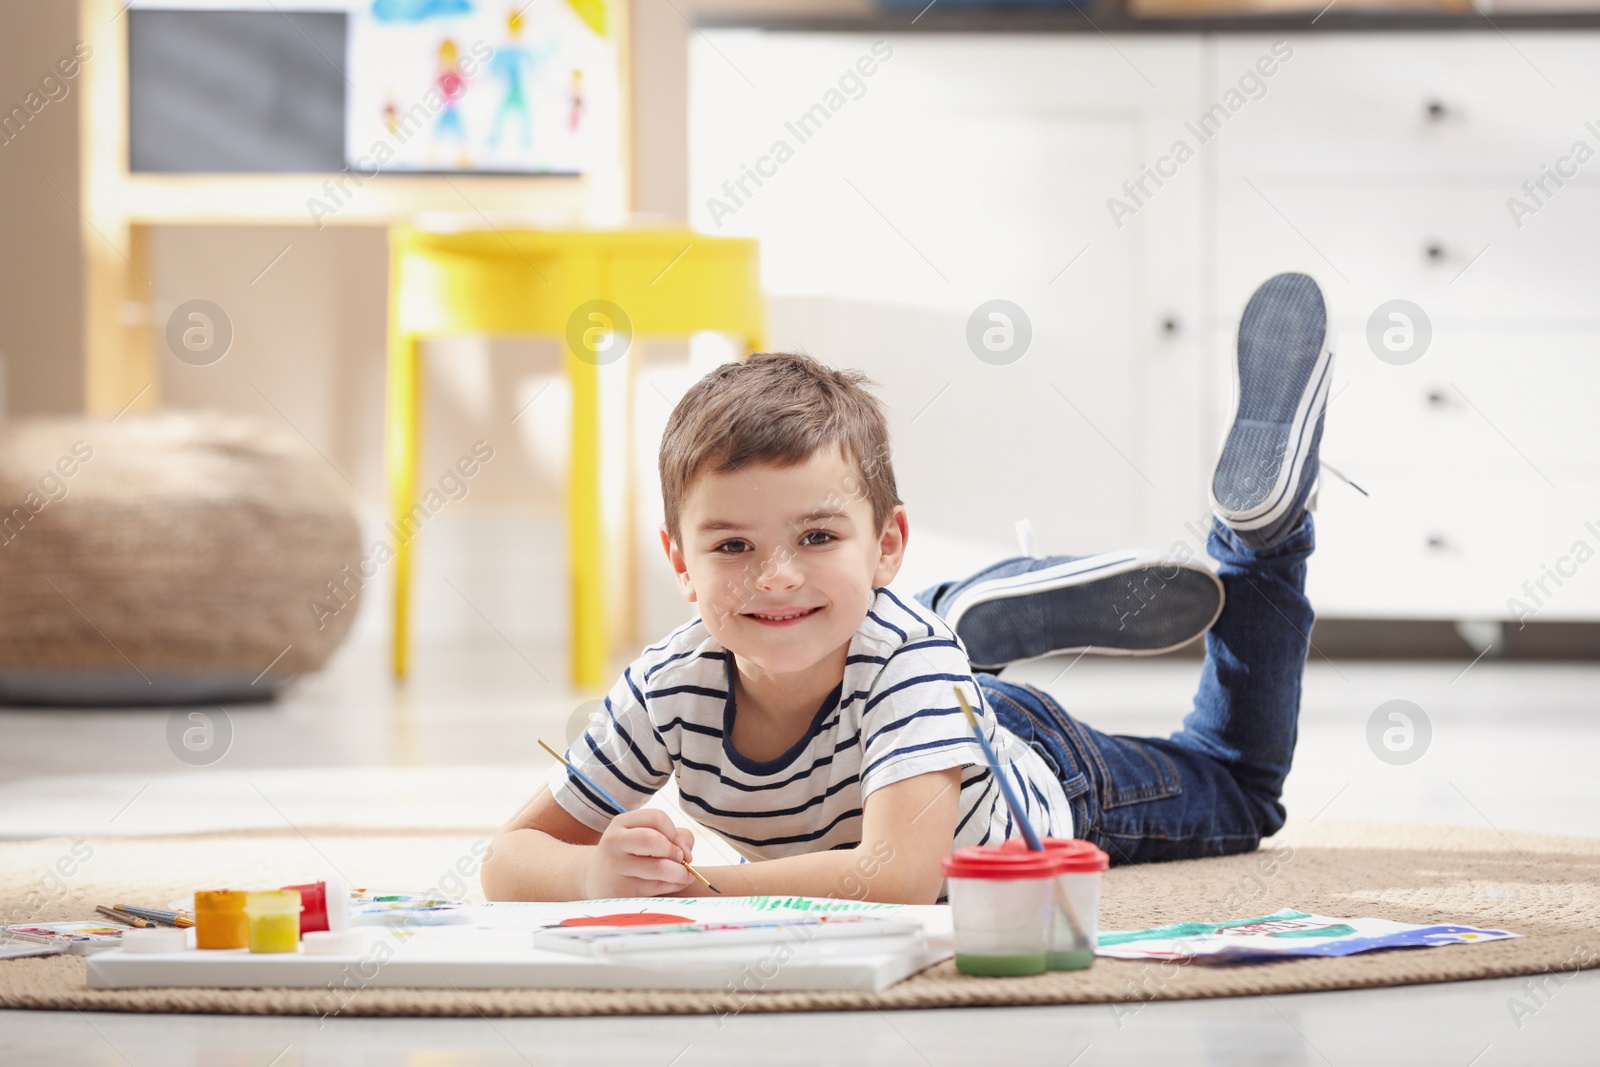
[659,352,902,551]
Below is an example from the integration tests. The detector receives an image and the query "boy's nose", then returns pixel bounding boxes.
[754,549,802,590]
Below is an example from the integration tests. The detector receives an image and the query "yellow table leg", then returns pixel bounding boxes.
[568,325,604,690]
[386,322,422,680]
[619,335,638,656]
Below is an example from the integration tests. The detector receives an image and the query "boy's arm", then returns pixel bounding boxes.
[486,655,685,901]
[680,766,964,904]
[481,766,964,904]
[480,787,699,901]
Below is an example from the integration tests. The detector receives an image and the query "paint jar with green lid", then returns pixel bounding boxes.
[1001,837,1109,970]
[941,845,1064,977]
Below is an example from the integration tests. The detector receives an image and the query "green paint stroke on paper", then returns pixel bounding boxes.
[748,896,902,913]
[1098,909,1313,946]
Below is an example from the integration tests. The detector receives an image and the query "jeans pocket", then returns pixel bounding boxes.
[1070,727,1184,810]
[982,682,1091,802]
[1033,744,1091,803]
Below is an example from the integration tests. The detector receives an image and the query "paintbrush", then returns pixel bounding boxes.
[96,905,151,928]
[951,685,1088,945]
[538,738,721,895]
[115,904,195,928]
[951,686,1042,849]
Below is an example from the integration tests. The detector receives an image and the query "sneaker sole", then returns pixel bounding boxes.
[1211,275,1336,532]
[941,551,1225,671]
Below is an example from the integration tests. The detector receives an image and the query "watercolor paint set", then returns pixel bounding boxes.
[2,921,128,956]
[347,890,472,927]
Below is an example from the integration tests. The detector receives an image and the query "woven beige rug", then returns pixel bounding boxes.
[3,819,1596,1017]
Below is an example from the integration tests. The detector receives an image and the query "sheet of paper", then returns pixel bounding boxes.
[1096,908,1519,962]
[0,940,67,960]
[476,895,954,938]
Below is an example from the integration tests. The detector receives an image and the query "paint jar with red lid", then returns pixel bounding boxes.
[1001,837,1109,970]
[280,876,349,936]
[940,845,1065,977]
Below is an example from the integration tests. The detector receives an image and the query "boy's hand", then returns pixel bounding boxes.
[584,808,698,898]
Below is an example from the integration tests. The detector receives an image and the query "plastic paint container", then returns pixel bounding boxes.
[119,926,188,954]
[941,845,1064,977]
[281,876,349,936]
[1002,837,1109,970]
[194,890,249,950]
[302,929,364,956]
[245,890,303,954]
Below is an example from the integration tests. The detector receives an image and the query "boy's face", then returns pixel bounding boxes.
[660,446,908,677]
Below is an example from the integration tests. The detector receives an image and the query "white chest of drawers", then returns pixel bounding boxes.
[1207,34,1600,622]
[690,25,1600,624]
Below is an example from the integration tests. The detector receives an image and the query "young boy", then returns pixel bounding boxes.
[480,273,1333,905]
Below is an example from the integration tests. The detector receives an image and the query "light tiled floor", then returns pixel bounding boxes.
[3,636,1599,1065]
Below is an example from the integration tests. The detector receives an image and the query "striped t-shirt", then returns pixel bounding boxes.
[552,586,1073,861]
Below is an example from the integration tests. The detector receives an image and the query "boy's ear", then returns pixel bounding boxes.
[871,504,910,589]
[659,522,697,603]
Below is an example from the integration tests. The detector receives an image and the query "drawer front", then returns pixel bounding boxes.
[1306,475,1600,620]
[1199,329,1600,483]
[1214,184,1600,327]
[1211,34,1600,178]
[1327,334,1600,482]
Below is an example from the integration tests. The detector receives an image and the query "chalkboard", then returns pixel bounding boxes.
[128,9,348,173]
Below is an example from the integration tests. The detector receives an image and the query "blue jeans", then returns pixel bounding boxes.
[915,513,1316,866]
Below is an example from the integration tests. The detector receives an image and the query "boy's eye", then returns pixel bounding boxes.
[711,530,836,554]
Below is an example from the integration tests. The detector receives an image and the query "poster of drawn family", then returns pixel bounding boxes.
[345,0,617,174]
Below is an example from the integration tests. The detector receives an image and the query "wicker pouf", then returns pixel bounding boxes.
[0,411,363,705]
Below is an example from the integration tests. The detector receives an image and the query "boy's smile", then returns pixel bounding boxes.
[661,446,908,729]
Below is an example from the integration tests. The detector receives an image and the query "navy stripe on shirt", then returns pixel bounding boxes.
[862,735,973,779]
[865,609,907,641]
[714,806,864,848]
[865,705,963,749]
[862,671,974,715]
[678,775,860,819]
[600,695,667,779]
[582,731,658,798]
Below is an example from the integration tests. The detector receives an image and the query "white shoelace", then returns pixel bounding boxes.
[1321,461,1368,497]
[1015,518,1040,559]
[1313,460,1369,513]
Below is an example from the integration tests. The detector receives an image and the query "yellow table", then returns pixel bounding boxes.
[386,226,762,688]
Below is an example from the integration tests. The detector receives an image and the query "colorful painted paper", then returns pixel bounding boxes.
[1095,908,1519,962]
[347,0,618,174]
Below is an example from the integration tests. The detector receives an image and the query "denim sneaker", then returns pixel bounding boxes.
[916,551,1224,672]
[1210,272,1336,551]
